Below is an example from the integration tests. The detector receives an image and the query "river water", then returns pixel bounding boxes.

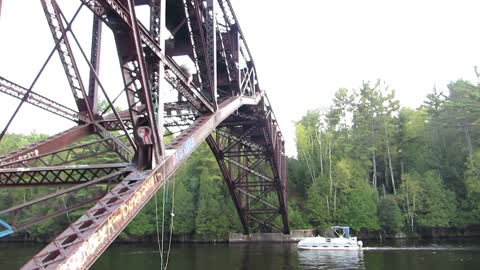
[1,239,480,269]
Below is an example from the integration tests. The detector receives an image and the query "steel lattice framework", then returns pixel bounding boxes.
[0,0,288,269]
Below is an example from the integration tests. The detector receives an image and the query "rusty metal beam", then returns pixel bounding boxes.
[260,99,289,232]
[87,15,102,113]
[0,1,290,268]
[183,0,216,104]
[41,0,94,120]
[0,125,93,168]
[0,170,130,231]
[79,0,215,113]
[207,134,248,234]
[208,129,284,233]
[93,123,134,162]
[21,95,261,269]
[0,137,123,169]
[0,163,130,186]
[205,0,217,106]
[0,76,88,123]
[148,0,166,159]
[207,101,289,234]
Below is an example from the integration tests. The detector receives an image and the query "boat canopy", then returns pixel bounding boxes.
[331,226,350,238]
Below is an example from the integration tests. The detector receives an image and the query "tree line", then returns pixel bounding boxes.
[1,77,480,241]
[288,78,480,234]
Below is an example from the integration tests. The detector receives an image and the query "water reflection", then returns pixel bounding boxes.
[298,249,365,270]
[2,240,480,270]
[237,243,300,270]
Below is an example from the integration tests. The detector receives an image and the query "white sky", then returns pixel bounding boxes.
[1,0,480,156]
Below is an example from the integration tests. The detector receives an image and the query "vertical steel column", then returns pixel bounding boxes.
[111,0,164,168]
[241,144,250,224]
[280,142,288,231]
[205,0,217,107]
[229,24,240,94]
[88,16,102,114]
[149,0,161,108]
[125,0,163,164]
[149,0,166,158]
[183,0,216,105]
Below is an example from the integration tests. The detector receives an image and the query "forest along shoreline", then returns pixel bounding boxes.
[2,227,480,244]
[2,78,480,244]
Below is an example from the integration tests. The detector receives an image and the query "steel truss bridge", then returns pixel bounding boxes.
[0,0,288,269]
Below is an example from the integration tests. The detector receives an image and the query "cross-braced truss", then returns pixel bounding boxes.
[0,1,288,269]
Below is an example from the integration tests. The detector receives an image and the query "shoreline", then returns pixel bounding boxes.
[2,231,480,245]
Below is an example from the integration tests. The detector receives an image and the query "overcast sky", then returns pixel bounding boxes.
[1,0,480,156]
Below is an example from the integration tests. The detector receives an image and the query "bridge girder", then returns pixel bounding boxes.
[0,0,289,269]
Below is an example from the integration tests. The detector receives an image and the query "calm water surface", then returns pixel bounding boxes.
[1,239,479,269]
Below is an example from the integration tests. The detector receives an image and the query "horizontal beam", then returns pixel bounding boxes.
[0,125,93,168]
[0,137,117,168]
[0,163,130,186]
[0,76,88,122]
[216,129,265,151]
[0,170,130,231]
[224,157,273,182]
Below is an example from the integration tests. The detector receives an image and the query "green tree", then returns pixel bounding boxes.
[398,172,422,232]
[417,171,456,228]
[462,152,480,222]
[340,183,380,231]
[305,178,331,229]
[195,167,225,236]
[399,108,431,174]
[378,195,403,233]
[288,201,308,229]
[173,177,196,234]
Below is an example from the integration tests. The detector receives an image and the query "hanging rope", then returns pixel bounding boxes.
[154,160,176,270]
[155,162,167,269]
[163,174,176,270]
[154,182,162,267]
[160,175,168,268]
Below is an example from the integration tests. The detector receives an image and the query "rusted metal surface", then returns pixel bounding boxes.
[205,0,218,106]
[87,16,102,113]
[21,95,260,269]
[183,0,216,103]
[148,0,166,157]
[0,163,130,186]
[207,103,289,234]
[0,76,88,123]
[0,170,130,231]
[98,118,134,131]
[93,123,134,162]
[0,0,289,268]
[0,125,93,168]
[40,0,94,120]
[0,137,124,169]
[113,0,164,164]
[80,0,215,113]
